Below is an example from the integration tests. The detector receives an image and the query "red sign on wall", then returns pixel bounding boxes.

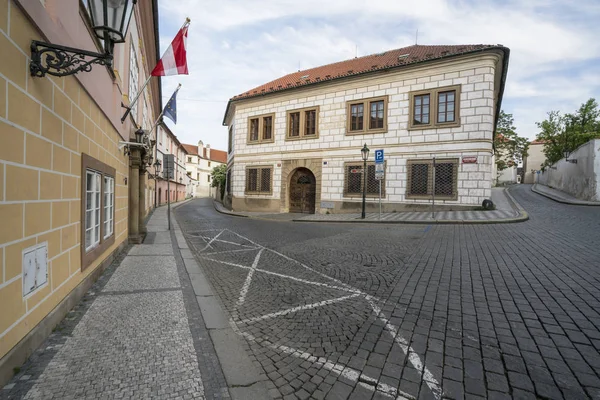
[462,156,478,164]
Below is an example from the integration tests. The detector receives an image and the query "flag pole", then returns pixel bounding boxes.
[120,18,190,123]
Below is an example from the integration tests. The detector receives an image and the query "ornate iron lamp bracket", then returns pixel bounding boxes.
[30,40,113,78]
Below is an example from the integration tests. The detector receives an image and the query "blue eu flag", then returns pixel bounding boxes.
[163,87,179,124]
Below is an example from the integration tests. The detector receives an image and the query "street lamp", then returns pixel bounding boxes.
[361,143,370,219]
[30,0,137,77]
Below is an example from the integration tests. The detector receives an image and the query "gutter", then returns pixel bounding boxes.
[222,45,511,126]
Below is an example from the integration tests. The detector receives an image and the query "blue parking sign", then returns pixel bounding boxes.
[375,149,384,164]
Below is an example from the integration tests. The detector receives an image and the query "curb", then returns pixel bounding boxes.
[531,184,600,206]
[212,190,529,225]
[212,201,249,218]
[171,208,271,400]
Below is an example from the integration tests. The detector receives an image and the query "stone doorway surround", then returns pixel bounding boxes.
[280,159,322,214]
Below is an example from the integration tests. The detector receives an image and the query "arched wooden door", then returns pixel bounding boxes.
[289,168,316,213]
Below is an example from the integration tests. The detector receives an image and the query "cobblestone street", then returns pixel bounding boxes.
[176,185,600,400]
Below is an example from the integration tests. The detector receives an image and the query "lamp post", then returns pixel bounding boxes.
[361,143,370,219]
[30,0,137,77]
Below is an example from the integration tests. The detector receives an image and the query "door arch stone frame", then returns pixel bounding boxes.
[280,158,322,213]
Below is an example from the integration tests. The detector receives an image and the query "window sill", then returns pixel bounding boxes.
[406,194,458,201]
[285,135,319,141]
[343,194,386,199]
[244,191,273,196]
[246,140,275,145]
[408,122,460,131]
[346,128,388,136]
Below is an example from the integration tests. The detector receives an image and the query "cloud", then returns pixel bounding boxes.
[157,0,600,150]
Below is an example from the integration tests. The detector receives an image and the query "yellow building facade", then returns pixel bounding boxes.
[0,0,161,384]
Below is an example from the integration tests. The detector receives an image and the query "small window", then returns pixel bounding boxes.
[228,125,234,154]
[305,110,316,136]
[245,166,273,194]
[406,159,458,200]
[208,161,211,167]
[409,86,461,129]
[437,90,455,123]
[188,157,192,163]
[369,100,385,129]
[346,96,387,134]
[247,113,275,144]
[249,118,259,141]
[103,176,114,239]
[263,115,273,140]
[81,154,116,271]
[286,107,319,140]
[343,162,385,197]
[350,104,364,132]
[208,175,211,182]
[413,94,430,126]
[85,171,101,251]
[289,112,300,137]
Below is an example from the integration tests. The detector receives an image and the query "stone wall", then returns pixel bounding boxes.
[538,139,600,201]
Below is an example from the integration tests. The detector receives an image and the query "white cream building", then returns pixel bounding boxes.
[183,141,227,197]
[222,44,510,214]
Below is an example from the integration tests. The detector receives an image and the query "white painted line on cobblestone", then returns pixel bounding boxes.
[226,229,266,249]
[197,228,442,400]
[235,327,408,399]
[239,293,362,324]
[202,248,261,256]
[235,248,264,309]
[199,229,225,251]
[366,297,442,400]
[200,256,359,294]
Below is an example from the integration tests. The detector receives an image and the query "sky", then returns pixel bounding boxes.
[157,0,600,152]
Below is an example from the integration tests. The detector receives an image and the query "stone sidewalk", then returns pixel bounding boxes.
[215,187,528,224]
[0,204,268,400]
[532,184,600,206]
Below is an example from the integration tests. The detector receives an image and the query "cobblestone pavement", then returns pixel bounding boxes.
[175,185,600,400]
[1,207,229,400]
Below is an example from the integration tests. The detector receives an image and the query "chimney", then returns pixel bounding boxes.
[206,144,211,160]
[197,140,204,157]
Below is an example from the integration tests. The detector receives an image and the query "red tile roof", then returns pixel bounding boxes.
[181,143,228,164]
[231,44,503,101]
[205,148,227,164]
[181,143,198,155]
[530,139,547,145]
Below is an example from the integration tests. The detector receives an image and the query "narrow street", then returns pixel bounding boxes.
[175,185,600,399]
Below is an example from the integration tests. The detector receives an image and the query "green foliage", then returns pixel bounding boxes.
[536,98,600,167]
[210,164,227,199]
[494,111,529,172]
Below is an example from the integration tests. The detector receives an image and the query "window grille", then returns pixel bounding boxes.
[343,162,385,197]
[246,166,272,194]
[406,159,458,200]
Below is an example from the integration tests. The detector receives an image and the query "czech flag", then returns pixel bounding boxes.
[151,21,189,76]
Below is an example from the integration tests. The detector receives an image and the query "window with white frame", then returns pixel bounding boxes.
[85,170,102,251]
[81,154,116,270]
[103,176,114,238]
[128,44,139,120]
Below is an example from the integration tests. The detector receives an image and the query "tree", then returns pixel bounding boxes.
[494,111,529,174]
[536,98,600,167]
[210,164,227,199]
